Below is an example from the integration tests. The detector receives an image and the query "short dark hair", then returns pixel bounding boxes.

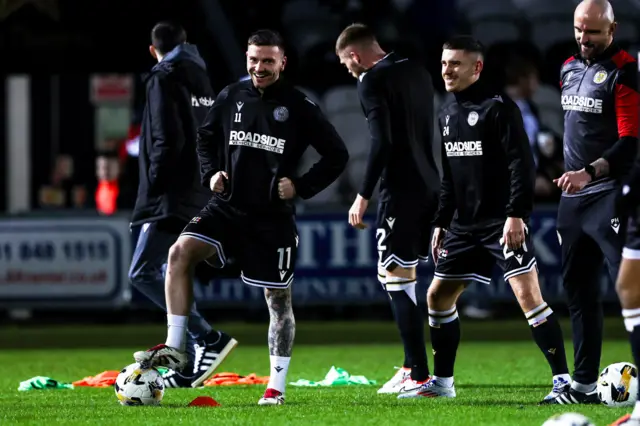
[335,23,377,54]
[247,29,286,53]
[151,21,187,55]
[442,35,484,56]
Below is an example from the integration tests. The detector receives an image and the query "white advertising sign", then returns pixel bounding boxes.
[0,217,131,306]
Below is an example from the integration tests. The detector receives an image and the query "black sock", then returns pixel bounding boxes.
[403,354,411,370]
[622,309,640,405]
[632,327,640,405]
[429,306,460,378]
[385,288,412,369]
[527,303,569,376]
[387,283,429,381]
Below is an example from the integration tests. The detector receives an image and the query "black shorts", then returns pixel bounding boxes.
[434,223,537,284]
[181,204,298,289]
[624,213,640,260]
[375,198,434,272]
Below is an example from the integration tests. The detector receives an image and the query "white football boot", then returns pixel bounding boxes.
[398,377,456,399]
[258,388,285,405]
[133,344,187,371]
[377,367,411,394]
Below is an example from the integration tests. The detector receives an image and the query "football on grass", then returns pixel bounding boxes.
[597,361,638,408]
[114,362,164,406]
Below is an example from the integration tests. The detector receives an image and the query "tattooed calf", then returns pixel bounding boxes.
[265,288,296,357]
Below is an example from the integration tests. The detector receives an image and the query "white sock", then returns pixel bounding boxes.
[267,356,291,394]
[571,380,596,393]
[433,375,454,387]
[165,314,188,351]
[553,373,571,385]
[631,401,640,419]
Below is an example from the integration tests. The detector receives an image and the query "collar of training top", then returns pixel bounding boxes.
[247,76,286,98]
[572,42,621,64]
[368,51,395,71]
[453,79,489,103]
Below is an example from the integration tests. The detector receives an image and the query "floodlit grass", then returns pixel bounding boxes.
[0,321,633,425]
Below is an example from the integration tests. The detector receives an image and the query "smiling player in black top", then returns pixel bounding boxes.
[397,35,570,403]
[133,29,349,406]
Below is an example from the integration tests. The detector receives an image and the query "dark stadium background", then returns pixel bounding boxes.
[1,0,639,345]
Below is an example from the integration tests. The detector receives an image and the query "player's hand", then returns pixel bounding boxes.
[348,194,369,230]
[431,227,445,265]
[553,170,591,194]
[502,217,525,250]
[278,178,296,200]
[210,171,228,193]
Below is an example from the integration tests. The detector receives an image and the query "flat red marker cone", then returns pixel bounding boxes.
[188,396,221,407]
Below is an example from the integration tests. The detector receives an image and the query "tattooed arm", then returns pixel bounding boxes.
[589,158,610,178]
[265,288,296,357]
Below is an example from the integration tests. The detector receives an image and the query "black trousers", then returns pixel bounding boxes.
[556,189,624,384]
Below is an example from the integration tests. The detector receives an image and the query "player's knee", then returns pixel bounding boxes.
[616,277,631,302]
[427,279,461,311]
[508,271,544,311]
[167,241,196,272]
[265,287,292,301]
[168,237,217,272]
[616,263,640,307]
[264,288,293,314]
[426,280,442,304]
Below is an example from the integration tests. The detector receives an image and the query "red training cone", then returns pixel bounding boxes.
[188,396,221,407]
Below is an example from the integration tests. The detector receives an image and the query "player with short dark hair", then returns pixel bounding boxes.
[442,35,484,55]
[133,28,349,406]
[335,23,441,394]
[150,21,187,54]
[129,21,237,389]
[335,23,377,54]
[548,0,639,405]
[247,28,286,51]
[399,35,570,401]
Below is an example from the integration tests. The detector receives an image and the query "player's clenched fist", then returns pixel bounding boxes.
[278,177,296,200]
[210,171,228,193]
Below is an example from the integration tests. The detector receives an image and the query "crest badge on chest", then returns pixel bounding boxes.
[467,111,479,126]
[273,106,289,122]
[593,70,608,84]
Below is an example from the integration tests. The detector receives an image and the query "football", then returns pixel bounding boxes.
[114,362,165,406]
[597,362,639,408]
[541,412,594,426]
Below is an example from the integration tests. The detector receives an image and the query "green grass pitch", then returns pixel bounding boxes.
[0,321,634,425]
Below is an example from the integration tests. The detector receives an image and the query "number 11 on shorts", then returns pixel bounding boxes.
[277,246,292,270]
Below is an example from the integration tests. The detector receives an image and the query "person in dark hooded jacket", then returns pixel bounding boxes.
[129,21,237,389]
